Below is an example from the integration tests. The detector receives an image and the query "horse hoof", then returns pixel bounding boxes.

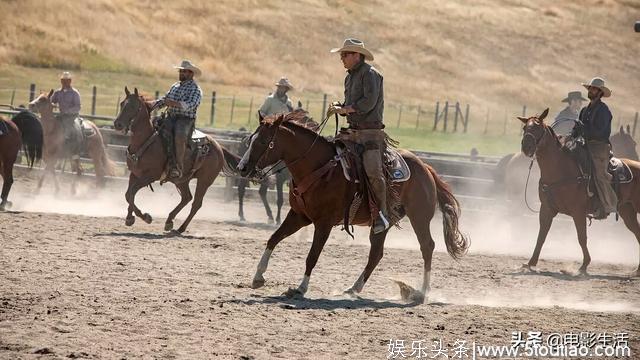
[394,280,425,304]
[282,287,304,299]
[176,226,186,234]
[251,276,266,289]
[342,288,359,298]
[125,216,135,226]
[142,213,152,224]
[632,269,640,278]
[164,221,174,231]
[267,218,275,225]
[521,264,537,273]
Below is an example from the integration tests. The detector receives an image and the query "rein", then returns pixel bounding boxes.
[122,98,158,165]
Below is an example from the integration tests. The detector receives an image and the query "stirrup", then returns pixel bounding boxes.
[372,211,390,234]
[169,167,182,179]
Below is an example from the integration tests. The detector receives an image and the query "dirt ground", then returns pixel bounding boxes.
[1,172,639,359]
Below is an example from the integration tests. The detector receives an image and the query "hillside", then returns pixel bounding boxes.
[0,0,639,153]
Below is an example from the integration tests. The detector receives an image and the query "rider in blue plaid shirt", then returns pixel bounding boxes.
[154,60,203,178]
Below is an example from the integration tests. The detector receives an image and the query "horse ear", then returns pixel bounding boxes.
[125,86,130,96]
[538,108,549,122]
[297,100,303,109]
[47,89,54,99]
[627,125,631,135]
[134,87,139,96]
[274,113,285,126]
[258,111,265,124]
[517,116,528,124]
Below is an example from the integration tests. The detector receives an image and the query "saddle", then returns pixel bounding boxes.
[608,157,633,184]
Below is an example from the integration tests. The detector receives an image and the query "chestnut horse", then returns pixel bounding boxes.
[28,91,115,193]
[519,109,640,276]
[113,87,238,233]
[238,111,469,302]
[0,111,43,210]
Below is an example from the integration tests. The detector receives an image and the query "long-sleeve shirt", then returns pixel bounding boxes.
[343,61,384,130]
[259,93,293,116]
[156,79,202,119]
[51,87,81,114]
[579,100,613,142]
[552,106,579,136]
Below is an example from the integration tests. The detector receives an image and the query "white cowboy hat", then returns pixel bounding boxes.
[173,59,202,77]
[60,71,72,80]
[330,38,374,61]
[275,77,293,90]
[582,77,611,98]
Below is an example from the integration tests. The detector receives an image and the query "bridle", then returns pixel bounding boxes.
[521,120,546,155]
[119,96,146,134]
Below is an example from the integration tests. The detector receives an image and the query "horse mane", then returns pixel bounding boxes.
[545,122,562,147]
[264,109,321,132]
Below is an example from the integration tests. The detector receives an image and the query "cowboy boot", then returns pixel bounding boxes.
[370,177,390,234]
[172,136,187,178]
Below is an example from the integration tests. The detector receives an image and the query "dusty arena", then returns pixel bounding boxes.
[1,170,638,359]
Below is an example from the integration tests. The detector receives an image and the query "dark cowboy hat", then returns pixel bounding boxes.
[561,91,587,103]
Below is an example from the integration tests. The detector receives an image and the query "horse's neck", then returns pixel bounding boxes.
[130,111,155,148]
[40,109,57,133]
[536,131,577,182]
[281,125,334,184]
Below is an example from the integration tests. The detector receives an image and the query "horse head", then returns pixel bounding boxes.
[610,124,639,160]
[28,89,54,115]
[518,108,550,158]
[114,86,147,134]
[237,112,289,177]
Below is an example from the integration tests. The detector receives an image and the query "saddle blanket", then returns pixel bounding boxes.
[336,146,411,183]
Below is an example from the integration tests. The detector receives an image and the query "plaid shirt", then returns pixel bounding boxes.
[157,79,202,119]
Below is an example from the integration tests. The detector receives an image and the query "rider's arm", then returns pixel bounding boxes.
[68,90,81,114]
[352,69,380,115]
[178,85,202,114]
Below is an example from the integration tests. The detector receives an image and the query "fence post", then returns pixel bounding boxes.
[305,99,309,111]
[91,86,97,115]
[230,95,236,124]
[433,101,440,131]
[502,108,508,135]
[115,95,121,116]
[29,84,36,102]
[484,108,490,135]
[321,93,328,120]
[396,104,403,128]
[210,91,216,126]
[415,105,421,130]
[464,104,470,133]
[453,102,460,132]
[633,112,638,138]
[443,101,449,132]
[10,89,15,106]
[247,96,254,124]
[522,105,527,117]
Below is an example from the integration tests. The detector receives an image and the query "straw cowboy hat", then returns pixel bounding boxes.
[330,38,374,61]
[561,91,587,103]
[173,60,201,77]
[582,77,611,97]
[275,77,294,90]
[60,71,72,80]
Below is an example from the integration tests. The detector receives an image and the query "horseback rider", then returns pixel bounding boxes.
[51,71,82,160]
[578,77,618,219]
[329,38,389,234]
[153,60,203,179]
[553,91,587,136]
[259,77,294,117]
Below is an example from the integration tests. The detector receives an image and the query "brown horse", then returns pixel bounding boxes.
[28,90,115,193]
[237,111,469,302]
[519,109,640,276]
[113,87,238,233]
[497,124,639,212]
[0,111,43,210]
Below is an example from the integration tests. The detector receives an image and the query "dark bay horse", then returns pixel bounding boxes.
[519,109,640,276]
[0,111,43,210]
[28,91,115,193]
[237,110,469,302]
[113,87,238,233]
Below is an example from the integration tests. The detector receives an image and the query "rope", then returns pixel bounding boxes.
[524,157,540,213]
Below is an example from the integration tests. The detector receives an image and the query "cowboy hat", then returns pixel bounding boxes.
[330,38,374,61]
[173,60,201,77]
[60,71,72,80]
[561,91,587,103]
[582,77,611,97]
[275,77,293,90]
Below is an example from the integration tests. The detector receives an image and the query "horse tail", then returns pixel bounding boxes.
[221,146,241,177]
[11,111,43,167]
[493,153,515,188]
[425,164,470,260]
[92,128,116,177]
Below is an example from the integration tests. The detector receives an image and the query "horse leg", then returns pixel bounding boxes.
[618,202,640,276]
[252,209,311,289]
[176,178,212,233]
[0,158,14,211]
[283,222,332,299]
[572,214,591,275]
[275,176,285,225]
[124,173,153,226]
[237,178,247,221]
[344,228,389,296]
[525,205,557,270]
[165,181,193,231]
[38,161,60,194]
[259,182,274,224]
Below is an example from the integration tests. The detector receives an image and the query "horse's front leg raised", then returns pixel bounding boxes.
[252,209,311,289]
[283,221,332,299]
[124,173,153,226]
